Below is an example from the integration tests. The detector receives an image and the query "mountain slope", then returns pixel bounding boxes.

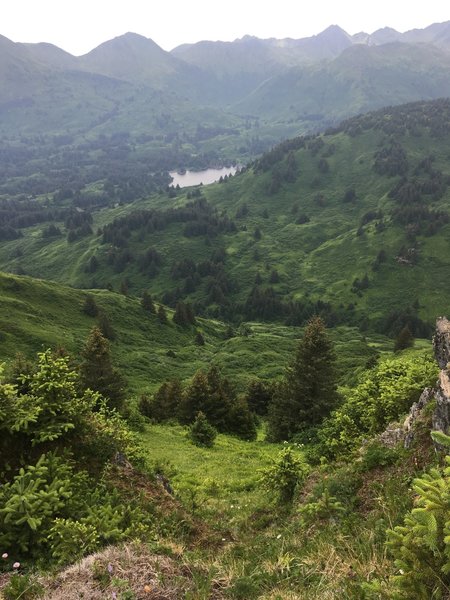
[78,32,188,85]
[1,99,450,336]
[234,42,450,122]
[0,271,378,392]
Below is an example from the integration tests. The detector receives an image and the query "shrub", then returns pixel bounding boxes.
[3,574,44,600]
[188,412,217,448]
[359,442,402,472]
[386,431,450,597]
[259,447,309,504]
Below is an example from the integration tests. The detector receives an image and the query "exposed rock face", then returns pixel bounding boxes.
[433,317,450,369]
[404,387,435,448]
[431,318,450,437]
[379,317,450,449]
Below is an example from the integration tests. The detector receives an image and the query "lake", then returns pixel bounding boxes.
[169,166,238,188]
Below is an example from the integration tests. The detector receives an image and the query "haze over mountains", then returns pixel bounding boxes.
[1,20,450,157]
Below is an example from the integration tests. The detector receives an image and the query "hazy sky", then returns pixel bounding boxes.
[2,0,449,55]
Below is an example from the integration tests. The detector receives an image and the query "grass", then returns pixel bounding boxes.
[141,424,282,519]
[0,270,409,394]
[137,419,414,599]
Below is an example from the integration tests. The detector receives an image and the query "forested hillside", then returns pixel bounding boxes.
[1,99,450,341]
[2,19,450,596]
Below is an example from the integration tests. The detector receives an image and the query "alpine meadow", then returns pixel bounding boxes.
[2,14,450,600]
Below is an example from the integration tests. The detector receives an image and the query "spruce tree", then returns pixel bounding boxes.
[195,331,205,346]
[245,379,273,416]
[79,327,126,411]
[179,365,233,431]
[141,291,155,313]
[178,370,210,424]
[267,316,339,441]
[394,324,414,352]
[82,294,98,317]
[157,304,168,324]
[227,397,257,441]
[97,311,116,341]
[147,379,182,422]
[188,412,217,448]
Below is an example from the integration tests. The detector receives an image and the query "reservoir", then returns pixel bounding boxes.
[169,166,238,188]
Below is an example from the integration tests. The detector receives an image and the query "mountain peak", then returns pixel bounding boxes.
[83,32,164,56]
[318,25,351,39]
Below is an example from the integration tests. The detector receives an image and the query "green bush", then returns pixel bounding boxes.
[259,446,309,504]
[188,412,217,448]
[359,442,403,472]
[299,488,346,525]
[3,574,44,600]
[318,353,437,459]
[386,432,450,598]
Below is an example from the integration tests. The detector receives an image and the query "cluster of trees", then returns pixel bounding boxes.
[101,197,236,249]
[0,133,171,202]
[139,364,257,441]
[373,140,409,176]
[0,337,153,565]
[327,98,450,139]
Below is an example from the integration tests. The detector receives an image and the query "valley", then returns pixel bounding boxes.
[2,15,450,600]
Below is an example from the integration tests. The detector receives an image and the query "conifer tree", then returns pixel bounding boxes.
[267,316,339,441]
[195,331,205,346]
[97,311,116,341]
[227,397,257,441]
[82,294,98,317]
[394,324,414,352]
[173,301,196,326]
[188,412,217,448]
[79,327,126,411]
[141,291,155,313]
[144,379,182,422]
[245,379,273,416]
[178,370,210,425]
[157,304,168,324]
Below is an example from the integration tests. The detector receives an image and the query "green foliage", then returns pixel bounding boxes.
[0,452,87,555]
[259,447,309,504]
[394,325,414,352]
[299,488,346,525]
[157,304,168,324]
[0,351,96,470]
[178,365,256,440]
[244,379,273,416]
[3,574,44,600]
[79,326,126,412]
[387,452,450,598]
[188,412,217,448]
[172,301,196,327]
[97,310,116,341]
[82,294,99,318]
[359,442,403,472]
[318,352,437,458]
[141,290,155,313]
[49,497,153,565]
[267,316,339,441]
[0,346,153,565]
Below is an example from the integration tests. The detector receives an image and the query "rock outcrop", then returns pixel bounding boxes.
[379,317,450,449]
[431,318,450,438]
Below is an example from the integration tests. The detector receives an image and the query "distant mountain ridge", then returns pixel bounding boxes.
[0,20,449,161]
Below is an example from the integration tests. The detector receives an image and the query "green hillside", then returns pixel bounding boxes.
[0,271,387,394]
[2,99,450,338]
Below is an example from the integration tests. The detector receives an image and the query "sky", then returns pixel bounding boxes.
[2,0,449,55]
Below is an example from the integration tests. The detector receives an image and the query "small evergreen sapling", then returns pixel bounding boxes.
[260,446,309,504]
[188,412,217,448]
